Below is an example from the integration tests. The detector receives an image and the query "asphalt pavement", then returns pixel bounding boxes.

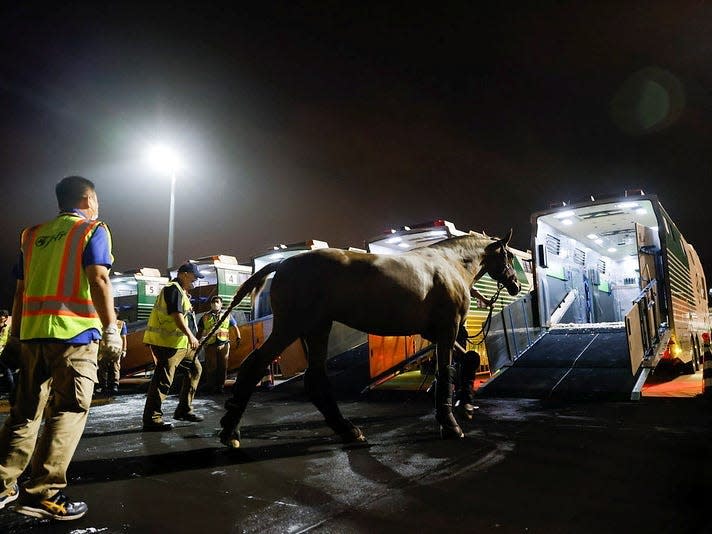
[0,377,710,534]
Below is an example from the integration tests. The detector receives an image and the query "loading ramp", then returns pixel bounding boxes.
[477,324,643,401]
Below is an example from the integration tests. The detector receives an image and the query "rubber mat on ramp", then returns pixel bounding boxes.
[478,327,637,400]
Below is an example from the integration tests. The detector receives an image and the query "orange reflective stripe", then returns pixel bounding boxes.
[56,219,98,297]
[23,295,97,317]
[72,220,100,296]
[23,308,97,318]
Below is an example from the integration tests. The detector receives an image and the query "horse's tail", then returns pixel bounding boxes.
[230,260,282,307]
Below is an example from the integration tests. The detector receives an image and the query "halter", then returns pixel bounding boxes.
[474,247,517,287]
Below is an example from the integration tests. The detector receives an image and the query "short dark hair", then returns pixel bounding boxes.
[56,176,95,211]
[210,296,223,303]
[0,309,8,317]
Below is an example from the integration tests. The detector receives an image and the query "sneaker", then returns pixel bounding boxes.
[15,491,88,521]
[142,421,173,432]
[0,484,18,509]
[173,412,204,422]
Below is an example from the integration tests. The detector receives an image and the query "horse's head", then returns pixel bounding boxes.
[482,229,521,296]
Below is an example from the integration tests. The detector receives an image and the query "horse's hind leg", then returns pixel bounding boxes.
[219,332,294,448]
[304,325,366,444]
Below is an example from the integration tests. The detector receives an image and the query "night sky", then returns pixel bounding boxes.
[1,3,711,308]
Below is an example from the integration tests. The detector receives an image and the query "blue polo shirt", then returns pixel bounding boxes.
[14,211,113,344]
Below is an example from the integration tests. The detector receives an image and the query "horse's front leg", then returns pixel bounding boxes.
[434,337,464,439]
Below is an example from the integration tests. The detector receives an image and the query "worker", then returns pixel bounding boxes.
[97,307,128,396]
[142,262,204,431]
[198,296,240,394]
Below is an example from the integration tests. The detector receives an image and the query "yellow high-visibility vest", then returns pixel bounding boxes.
[20,214,111,341]
[143,281,193,349]
[0,325,9,350]
[202,312,230,344]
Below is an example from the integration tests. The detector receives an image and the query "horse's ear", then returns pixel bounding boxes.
[503,228,513,247]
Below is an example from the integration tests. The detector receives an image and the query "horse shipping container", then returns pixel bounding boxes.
[479,192,710,400]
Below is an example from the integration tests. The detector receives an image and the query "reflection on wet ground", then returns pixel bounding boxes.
[0,382,710,533]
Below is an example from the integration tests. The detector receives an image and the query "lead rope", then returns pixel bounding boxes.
[465,282,504,347]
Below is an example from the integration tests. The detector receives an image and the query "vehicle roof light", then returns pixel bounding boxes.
[553,210,575,219]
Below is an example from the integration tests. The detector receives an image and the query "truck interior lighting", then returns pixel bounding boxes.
[553,210,575,219]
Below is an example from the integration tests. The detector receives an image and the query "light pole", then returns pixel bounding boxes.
[147,144,182,273]
[167,170,176,270]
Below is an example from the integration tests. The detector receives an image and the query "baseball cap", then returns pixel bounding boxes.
[177,262,204,278]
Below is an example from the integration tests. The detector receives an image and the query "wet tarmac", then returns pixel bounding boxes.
[0,380,711,534]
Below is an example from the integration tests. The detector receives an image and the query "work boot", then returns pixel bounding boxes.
[173,411,204,422]
[142,420,173,432]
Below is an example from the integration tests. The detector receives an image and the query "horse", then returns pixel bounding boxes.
[216,230,521,448]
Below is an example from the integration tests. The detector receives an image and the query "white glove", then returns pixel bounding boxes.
[100,324,123,359]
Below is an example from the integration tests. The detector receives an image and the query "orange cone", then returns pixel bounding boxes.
[702,332,712,398]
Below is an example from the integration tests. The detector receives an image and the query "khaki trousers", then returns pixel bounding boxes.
[0,341,98,499]
[143,346,202,424]
[97,349,121,389]
[202,343,229,391]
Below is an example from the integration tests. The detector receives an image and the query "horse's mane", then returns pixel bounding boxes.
[427,232,497,250]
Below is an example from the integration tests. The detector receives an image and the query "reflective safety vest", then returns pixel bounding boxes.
[143,281,193,349]
[0,325,9,351]
[20,214,111,341]
[202,312,230,344]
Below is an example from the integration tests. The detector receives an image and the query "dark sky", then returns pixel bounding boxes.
[1,2,711,308]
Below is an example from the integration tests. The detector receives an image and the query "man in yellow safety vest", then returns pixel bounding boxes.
[142,262,204,431]
[198,296,240,394]
[0,310,14,396]
[0,176,122,521]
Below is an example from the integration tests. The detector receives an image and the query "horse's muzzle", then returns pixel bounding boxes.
[505,279,521,296]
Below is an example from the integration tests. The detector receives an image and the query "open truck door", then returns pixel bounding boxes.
[626,223,663,374]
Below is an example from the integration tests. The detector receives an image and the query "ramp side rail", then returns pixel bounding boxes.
[484,295,543,373]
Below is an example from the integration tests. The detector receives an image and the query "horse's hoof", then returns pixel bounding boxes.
[340,426,367,444]
[219,429,241,449]
[439,424,465,439]
[461,403,477,421]
[436,412,465,439]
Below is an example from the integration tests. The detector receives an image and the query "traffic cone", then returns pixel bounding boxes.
[702,332,712,399]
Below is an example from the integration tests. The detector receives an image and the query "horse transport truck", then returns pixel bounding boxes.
[480,191,709,400]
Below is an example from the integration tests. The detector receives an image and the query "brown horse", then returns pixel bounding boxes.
[217,230,520,448]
